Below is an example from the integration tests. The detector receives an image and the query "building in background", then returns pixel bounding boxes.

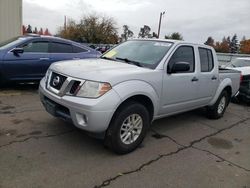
[0,0,22,43]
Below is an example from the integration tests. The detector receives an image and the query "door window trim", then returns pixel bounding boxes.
[198,47,214,72]
[167,45,195,74]
[11,39,50,54]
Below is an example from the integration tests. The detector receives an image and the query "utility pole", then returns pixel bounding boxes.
[64,16,67,30]
[157,11,165,39]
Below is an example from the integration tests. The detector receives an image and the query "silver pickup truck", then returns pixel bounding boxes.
[39,39,241,154]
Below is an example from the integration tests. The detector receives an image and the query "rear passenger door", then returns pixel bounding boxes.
[48,42,76,63]
[197,47,218,105]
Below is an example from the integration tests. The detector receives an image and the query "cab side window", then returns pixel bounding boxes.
[168,46,195,73]
[199,47,214,72]
[21,41,49,53]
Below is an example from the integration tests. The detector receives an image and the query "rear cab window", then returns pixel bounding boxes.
[198,47,214,72]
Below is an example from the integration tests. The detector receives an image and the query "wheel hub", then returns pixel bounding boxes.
[120,114,143,145]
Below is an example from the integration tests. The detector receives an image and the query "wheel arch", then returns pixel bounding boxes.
[208,78,232,106]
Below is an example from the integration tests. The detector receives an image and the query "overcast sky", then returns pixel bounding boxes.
[23,0,250,43]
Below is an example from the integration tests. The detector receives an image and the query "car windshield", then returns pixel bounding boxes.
[101,40,173,69]
[230,59,250,68]
[0,37,25,50]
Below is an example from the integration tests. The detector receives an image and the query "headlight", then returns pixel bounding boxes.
[76,81,112,98]
[45,69,51,85]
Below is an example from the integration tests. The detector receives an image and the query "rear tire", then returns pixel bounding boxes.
[207,90,229,119]
[104,101,150,154]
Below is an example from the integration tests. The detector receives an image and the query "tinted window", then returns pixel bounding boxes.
[73,45,88,53]
[199,48,214,72]
[22,41,49,53]
[168,46,195,73]
[50,42,73,53]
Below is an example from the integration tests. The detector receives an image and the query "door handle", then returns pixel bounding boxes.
[211,76,217,80]
[39,57,50,60]
[191,77,199,82]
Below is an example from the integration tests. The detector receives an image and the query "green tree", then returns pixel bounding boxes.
[138,25,151,38]
[58,15,119,44]
[165,32,183,40]
[121,25,134,41]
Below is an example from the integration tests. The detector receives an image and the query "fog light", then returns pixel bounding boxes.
[76,113,88,126]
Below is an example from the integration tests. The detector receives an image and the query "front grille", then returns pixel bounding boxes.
[69,81,81,95]
[49,72,67,90]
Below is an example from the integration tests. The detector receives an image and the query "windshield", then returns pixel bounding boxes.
[101,40,173,69]
[0,37,25,50]
[229,59,250,68]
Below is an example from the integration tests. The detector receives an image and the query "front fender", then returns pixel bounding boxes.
[112,80,160,116]
[208,78,232,106]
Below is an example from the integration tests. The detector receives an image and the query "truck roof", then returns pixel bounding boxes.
[130,38,212,49]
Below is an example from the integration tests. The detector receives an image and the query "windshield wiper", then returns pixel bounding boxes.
[100,56,117,61]
[115,57,143,67]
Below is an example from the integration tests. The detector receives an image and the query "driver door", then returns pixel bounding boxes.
[160,45,200,115]
[3,39,50,80]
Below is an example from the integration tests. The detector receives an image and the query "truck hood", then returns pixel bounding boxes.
[50,58,157,85]
[228,67,250,76]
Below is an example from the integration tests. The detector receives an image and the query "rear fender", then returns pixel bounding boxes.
[208,78,232,106]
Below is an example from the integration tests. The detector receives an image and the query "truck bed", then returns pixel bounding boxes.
[219,67,241,74]
[219,68,241,97]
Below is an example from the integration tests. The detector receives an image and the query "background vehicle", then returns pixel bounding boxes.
[39,39,241,154]
[0,35,101,85]
[226,57,250,103]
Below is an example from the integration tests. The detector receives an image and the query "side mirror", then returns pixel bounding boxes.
[167,61,190,74]
[11,48,24,56]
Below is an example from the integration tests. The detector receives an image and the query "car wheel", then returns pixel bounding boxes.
[207,90,229,119]
[104,101,150,154]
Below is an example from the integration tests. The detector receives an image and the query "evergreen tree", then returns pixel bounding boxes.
[230,34,239,53]
[165,32,183,40]
[33,27,38,34]
[44,28,51,36]
[38,28,44,35]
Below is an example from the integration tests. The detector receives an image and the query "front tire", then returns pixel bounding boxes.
[104,101,150,154]
[207,90,230,119]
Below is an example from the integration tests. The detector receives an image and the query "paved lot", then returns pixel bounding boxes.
[0,85,250,188]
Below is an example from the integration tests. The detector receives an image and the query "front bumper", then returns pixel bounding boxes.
[39,78,121,133]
